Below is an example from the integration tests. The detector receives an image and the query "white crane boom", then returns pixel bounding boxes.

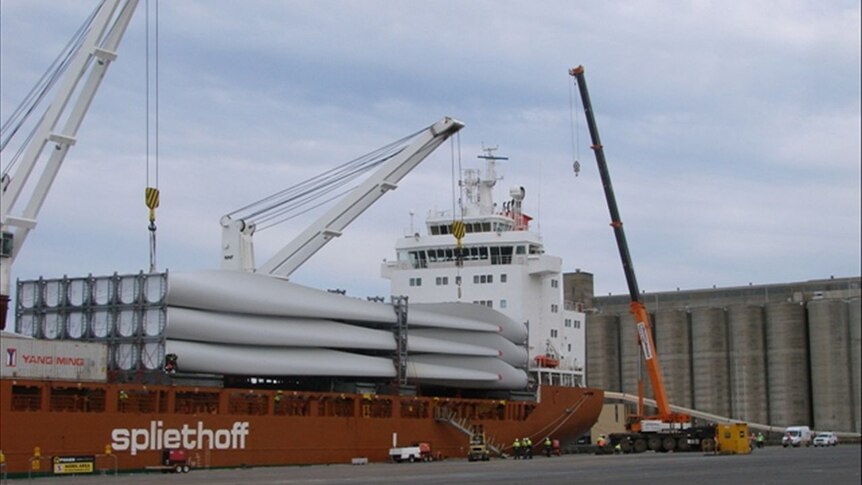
[221,117,464,278]
[0,0,139,328]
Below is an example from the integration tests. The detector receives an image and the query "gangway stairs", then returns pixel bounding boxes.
[434,408,506,457]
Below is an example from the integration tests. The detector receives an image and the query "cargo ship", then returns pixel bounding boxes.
[0,1,602,474]
[0,148,603,475]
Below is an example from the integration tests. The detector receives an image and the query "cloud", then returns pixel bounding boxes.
[1,0,859,304]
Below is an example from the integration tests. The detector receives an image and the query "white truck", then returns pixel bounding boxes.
[389,442,432,463]
[781,426,812,447]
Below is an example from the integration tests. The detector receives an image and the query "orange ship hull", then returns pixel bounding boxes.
[0,379,603,474]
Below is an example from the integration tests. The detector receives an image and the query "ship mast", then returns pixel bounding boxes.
[466,146,507,217]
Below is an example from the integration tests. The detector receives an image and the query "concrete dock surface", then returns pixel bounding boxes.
[19,444,860,485]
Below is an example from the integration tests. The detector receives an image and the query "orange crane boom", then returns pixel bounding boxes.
[568,65,688,428]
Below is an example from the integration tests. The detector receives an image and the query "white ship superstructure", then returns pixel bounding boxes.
[382,150,586,386]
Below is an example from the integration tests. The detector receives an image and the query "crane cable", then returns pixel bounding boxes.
[450,133,465,300]
[568,75,581,177]
[0,2,101,165]
[144,0,160,273]
[224,129,420,231]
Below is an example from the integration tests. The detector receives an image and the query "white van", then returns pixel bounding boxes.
[781,426,812,447]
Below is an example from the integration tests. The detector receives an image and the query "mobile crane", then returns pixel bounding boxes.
[569,66,716,453]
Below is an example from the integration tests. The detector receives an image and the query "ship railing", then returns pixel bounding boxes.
[530,368,583,388]
[490,255,512,265]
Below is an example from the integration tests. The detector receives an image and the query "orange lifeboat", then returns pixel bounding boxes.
[534,355,559,368]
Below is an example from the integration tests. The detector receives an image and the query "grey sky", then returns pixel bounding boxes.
[1,0,859,301]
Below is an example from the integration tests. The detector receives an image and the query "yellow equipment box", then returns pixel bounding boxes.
[716,423,751,454]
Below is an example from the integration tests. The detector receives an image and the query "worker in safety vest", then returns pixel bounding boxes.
[756,432,765,449]
[512,438,522,459]
[544,437,553,457]
[597,434,607,450]
[524,437,533,459]
[118,389,129,411]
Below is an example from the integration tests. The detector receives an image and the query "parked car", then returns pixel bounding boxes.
[813,432,838,447]
[781,426,812,447]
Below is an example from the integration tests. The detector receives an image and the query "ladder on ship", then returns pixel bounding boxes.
[434,408,506,457]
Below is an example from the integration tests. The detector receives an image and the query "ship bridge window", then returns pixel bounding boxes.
[429,248,454,263]
[408,251,427,269]
[529,245,542,255]
[462,246,489,261]
[460,222,490,233]
[494,222,513,232]
[490,246,513,265]
[516,245,526,255]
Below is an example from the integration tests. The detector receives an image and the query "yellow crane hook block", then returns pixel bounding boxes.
[145,187,160,222]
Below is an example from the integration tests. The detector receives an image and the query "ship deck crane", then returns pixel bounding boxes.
[568,66,691,434]
[0,0,139,329]
[220,117,463,278]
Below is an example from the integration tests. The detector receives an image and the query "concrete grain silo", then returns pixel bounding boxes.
[691,307,730,417]
[765,302,810,427]
[727,304,769,424]
[586,314,621,391]
[654,309,692,409]
[807,299,853,431]
[848,299,861,433]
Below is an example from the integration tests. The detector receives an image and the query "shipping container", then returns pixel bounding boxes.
[1,336,107,382]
